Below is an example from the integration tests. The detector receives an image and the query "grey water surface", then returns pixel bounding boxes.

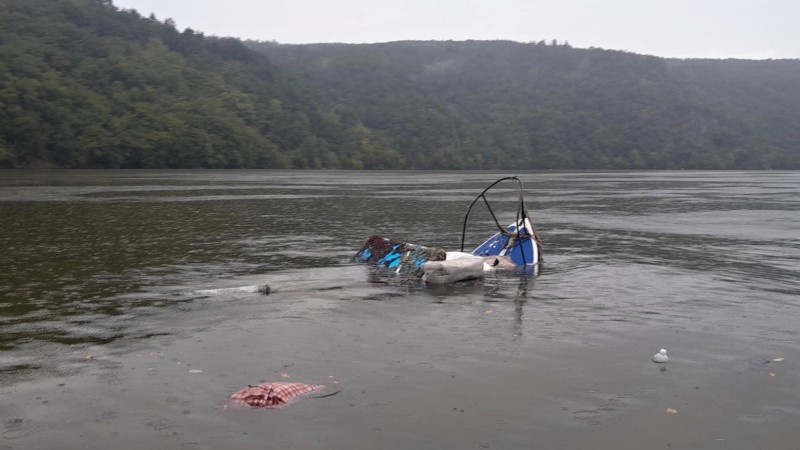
[1,170,799,449]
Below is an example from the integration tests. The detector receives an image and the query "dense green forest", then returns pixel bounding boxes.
[0,0,400,169]
[249,41,800,169]
[1,0,799,169]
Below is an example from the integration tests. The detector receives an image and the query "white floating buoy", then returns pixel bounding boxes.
[653,349,669,363]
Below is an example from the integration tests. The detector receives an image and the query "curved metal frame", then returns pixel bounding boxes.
[460,176,533,265]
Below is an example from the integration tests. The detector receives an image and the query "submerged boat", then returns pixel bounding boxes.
[461,176,542,267]
[353,176,542,283]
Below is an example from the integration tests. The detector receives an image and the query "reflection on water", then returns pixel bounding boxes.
[1,170,799,448]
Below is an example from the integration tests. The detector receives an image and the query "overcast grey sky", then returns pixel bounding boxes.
[113,0,799,59]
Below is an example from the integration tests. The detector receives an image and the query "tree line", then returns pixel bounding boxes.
[0,0,400,169]
[1,0,799,169]
[248,40,800,169]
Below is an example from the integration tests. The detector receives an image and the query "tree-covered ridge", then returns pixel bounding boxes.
[1,0,799,169]
[249,41,800,169]
[0,0,401,168]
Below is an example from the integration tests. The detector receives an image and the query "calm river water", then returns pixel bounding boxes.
[1,170,799,449]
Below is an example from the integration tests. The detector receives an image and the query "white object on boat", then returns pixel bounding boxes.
[652,349,669,363]
[445,251,494,271]
[446,251,515,271]
[423,254,485,284]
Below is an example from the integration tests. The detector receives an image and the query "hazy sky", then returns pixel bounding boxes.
[113,0,799,59]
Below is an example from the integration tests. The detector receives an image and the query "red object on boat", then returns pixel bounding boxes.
[228,382,325,409]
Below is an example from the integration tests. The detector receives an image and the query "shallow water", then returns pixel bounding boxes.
[1,170,799,449]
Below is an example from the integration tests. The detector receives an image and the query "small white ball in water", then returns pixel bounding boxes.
[653,349,669,363]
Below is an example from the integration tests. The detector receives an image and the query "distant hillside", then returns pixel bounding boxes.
[1,0,799,169]
[249,40,800,169]
[0,0,399,169]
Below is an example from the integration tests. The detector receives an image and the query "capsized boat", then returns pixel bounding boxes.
[353,176,542,283]
[461,176,543,267]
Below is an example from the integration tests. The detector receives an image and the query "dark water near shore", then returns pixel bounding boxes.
[1,170,799,449]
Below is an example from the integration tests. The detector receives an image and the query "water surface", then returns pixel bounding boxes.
[1,170,799,449]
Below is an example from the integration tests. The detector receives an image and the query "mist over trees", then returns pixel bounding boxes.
[1,0,799,169]
[248,41,800,169]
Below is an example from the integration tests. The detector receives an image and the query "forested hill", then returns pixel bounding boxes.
[1,0,799,169]
[248,41,800,169]
[0,0,400,169]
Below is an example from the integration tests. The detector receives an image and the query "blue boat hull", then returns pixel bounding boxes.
[471,219,539,266]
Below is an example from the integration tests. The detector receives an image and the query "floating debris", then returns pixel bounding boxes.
[82,354,93,361]
[188,369,203,374]
[423,255,485,284]
[227,382,325,409]
[773,357,785,362]
[652,349,669,363]
[666,408,678,415]
[354,236,446,277]
[352,177,543,284]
